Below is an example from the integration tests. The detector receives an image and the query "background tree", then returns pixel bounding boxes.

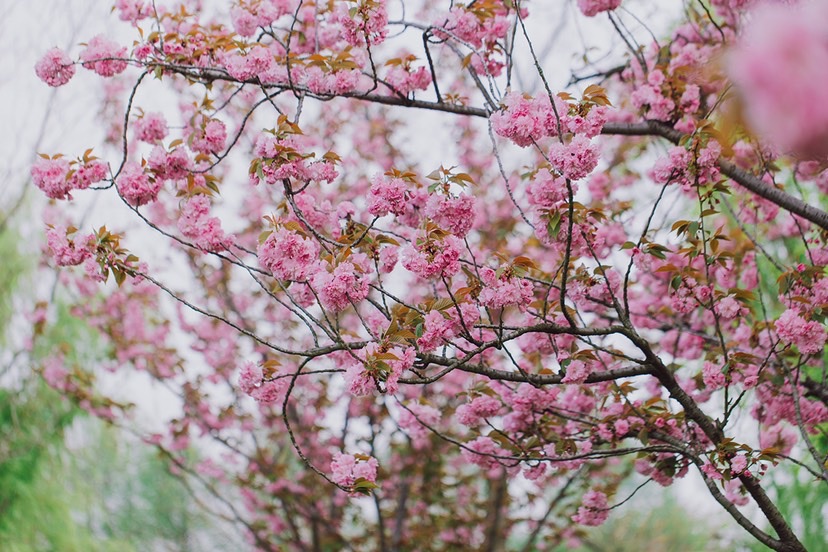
[29,1,828,551]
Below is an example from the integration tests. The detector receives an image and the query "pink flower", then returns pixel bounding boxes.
[424,194,477,237]
[115,0,149,22]
[238,361,288,404]
[378,246,398,273]
[526,167,568,208]
[80,35,128,77]
[701,461,723,481]
[230,6,259,37]
[491,92,562,147]
[312,260,371,312]
[398,403,440,449]
[728,1,828,158]
[775,308,827,355]
[188,119,227,154]
[577,0,622,17]
[330,452,379,492]
[714,296,741,320]
[117,162,161,206]
[35,48,76,87]
[31,157,72,199]
[572,490,609,526]
[46,226,92,266]
[148,146,192,181]
[385,63,431,95]
[561,359,591,384]
[461,436,507,471]
[335,0,388,47]
[134,112,169,143]
[477,267,534,310]
[177,195,232,252]
[730,454,748,475]
[250,379,288,404]
[564,105,608,138]
[630,73,676,121]
[31,157,107,200]
[368,174,407,217]
[42,356,70,391]
[237,361,263,395]
[416,303,479,352]
[345,343,414,395]
[72,160,108,190]
[257,227,320,281]
[401,233,462,279]
[456,395,501,426]
[702,360,727,390]
[548,135,599,181]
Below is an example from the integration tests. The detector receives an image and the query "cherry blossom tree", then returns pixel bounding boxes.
[31,0,828,550]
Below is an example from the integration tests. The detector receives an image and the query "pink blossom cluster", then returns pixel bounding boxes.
[728,0,828,158]
[702,360,727,390]
[41,356,71,392]
[460,436,508,471]
[401,233,462,279]
[630,70,675,121]
[443,6,511,48]
[230,0,296,37]
[561,359,592,384]
[714,296,743,320]
[31,157,108,200]
[565,105,609,138]
[79,35,128,77]
[548,135,600,181]
[424,193,477,236]
[330,452,379,490]
[456,395,501,426]
[775,308,827,355]
[114,0,150,23]
[398,403,440,449]
[188,118,227,154]
[572,490,609,526]
[35,48,76,87]
[477,267,534,310]
[134,112,169,143]
[335,0,388,47]
[416,303,479,352]
[710,0,755,25]
[577,0,622,17]
[729,454,749,476]
[303,66,362,95]
[257,227,320,281]
[439,5,513,75]
[368,174,408,217]
[46,226,93,266]
[526,168,569,208]
[237,361,289,404]
[252,134,339,185]
[223,45,289,84]
[312,257,372,312]
[377,246,398,273]
[651,140,721,190]
[384,63,431,96]
[177,195,232,252]
[344,343,415,395]
[491,92,562,147]
[148,146,192,181]
[117,161,161,206]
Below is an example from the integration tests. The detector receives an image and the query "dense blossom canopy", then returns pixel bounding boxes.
[31,0,828,551]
